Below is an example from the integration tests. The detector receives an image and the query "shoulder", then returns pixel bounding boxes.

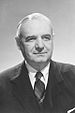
[53,60,75,94]
[53,60,75,81]
[0,62,23,87]
[52,60,75,75]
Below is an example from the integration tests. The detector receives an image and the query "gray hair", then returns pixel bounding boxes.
[16,13,54,38]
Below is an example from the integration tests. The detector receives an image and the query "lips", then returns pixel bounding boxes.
[33,52,47,54]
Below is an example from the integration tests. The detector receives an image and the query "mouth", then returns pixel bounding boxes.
[33,52,47,55]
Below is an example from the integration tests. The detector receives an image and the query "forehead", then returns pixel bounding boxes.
[20,19,51,36]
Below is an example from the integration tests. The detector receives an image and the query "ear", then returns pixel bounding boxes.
[15,37,21,50]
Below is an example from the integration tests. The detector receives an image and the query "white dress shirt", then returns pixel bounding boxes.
[25,61,50,89]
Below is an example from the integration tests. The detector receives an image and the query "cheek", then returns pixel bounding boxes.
[45,42,53,51]
[24,44,34,54]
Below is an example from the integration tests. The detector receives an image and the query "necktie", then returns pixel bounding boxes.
[34,72,45,103]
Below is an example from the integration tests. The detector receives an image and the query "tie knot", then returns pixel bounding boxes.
[35,71,43,80]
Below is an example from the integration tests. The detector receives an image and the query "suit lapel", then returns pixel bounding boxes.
[43,60,64,110]
[10,62,40,113]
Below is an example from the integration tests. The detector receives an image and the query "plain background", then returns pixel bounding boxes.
[0,0,75,72]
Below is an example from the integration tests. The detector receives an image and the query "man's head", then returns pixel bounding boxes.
[15,13,54,70]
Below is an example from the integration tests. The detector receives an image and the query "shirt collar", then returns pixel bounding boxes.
[25,60,50,89]
[41,62,50,80]
[25,60,50,77]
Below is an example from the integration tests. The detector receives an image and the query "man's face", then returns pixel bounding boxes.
[20,19,53,65]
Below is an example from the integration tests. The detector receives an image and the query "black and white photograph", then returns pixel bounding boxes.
[0,0,75,113]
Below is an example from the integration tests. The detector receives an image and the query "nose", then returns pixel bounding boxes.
[35,37,44,52]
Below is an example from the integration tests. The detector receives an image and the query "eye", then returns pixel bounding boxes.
[42,34,51,41]
[25,36,37,42]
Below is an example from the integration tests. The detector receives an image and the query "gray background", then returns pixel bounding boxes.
[0,0,75,72]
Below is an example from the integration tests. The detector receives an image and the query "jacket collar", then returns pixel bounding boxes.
[50,60,63,82]
[10,61,40,112]
[11,60,63,82]
[45,60,64,108]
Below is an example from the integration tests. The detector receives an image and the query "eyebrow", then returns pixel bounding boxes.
[25,35,37,42]
[42,34,51,37]
[42,34,51,39]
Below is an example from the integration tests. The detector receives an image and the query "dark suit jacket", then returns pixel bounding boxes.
[0,60,75,113]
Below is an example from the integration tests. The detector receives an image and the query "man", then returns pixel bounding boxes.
[0,13,75,113]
